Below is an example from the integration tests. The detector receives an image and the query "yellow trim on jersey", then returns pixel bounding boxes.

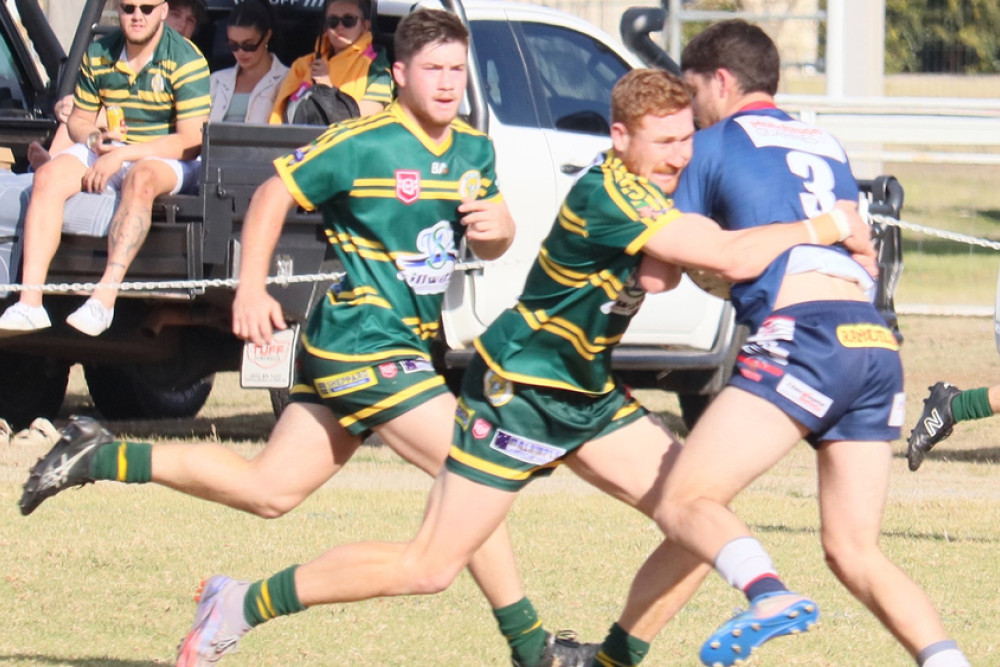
[537,247,624,301]
[390,103,454,156]
[611,400,642,422]
[325,230,394,262]
[474,339,615,396]
[557,203,588,237]
[339,374,446,430]
[326,285,393,310]
[515,304,621,361]
[301,333,432,364]
[448,445,561,481]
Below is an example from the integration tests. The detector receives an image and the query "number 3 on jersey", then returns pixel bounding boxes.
[786,150,836,217]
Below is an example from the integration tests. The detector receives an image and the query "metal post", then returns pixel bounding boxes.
[667,0,682,65]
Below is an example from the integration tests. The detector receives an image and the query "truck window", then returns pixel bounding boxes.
[469,20,539,129]
[0,25,29,113]
[518,22,630,135]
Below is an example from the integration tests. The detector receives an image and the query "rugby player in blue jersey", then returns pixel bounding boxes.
[614,19,970,667]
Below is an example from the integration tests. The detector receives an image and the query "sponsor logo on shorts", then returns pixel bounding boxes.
[889,392,906,427]
[490,428,566,465]
[399,359,434,374]
[483,370,514,407]
[836,323,899,350]
[314,368,377,398]
[737,354,785,379]
[378,362,397,378]
[752,316,796,343]
[776,373,832,418]
[472,418,492,439]
[395,169,421,204]
[455,398,473,430]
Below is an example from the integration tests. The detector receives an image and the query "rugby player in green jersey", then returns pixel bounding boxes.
[144,67,872,662]
[20,10,589,667]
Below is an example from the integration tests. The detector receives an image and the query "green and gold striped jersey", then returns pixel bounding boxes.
[475,151,682,395]
[274,103,502,365]
[74,26,211,144]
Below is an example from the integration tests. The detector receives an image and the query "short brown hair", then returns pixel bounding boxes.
[681,20,779,96]
[611,69,691,130]
[394,9,468,65]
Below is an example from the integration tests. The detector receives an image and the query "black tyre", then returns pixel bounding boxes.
[84,363,214,420]
[0,351,70,430]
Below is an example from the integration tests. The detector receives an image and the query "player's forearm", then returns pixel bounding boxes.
[238,177,297,289]
[708,210,851,282]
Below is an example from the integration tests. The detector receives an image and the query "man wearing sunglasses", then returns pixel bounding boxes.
[0,0,211,337]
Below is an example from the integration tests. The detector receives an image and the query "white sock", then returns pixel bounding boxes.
[714,536,777,590]
[918,641,970,667]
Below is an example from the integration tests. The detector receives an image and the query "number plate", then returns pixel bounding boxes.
[240,325,299,389]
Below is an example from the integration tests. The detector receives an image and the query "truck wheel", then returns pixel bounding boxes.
[83,364,214,420]
[678,393,712,432]
[0,351,70,430]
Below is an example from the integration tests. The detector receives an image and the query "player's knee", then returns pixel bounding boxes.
[121,163,165,200]
[399,553,462,595]
[821,535,872,582]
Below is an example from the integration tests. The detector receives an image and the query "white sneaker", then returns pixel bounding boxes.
[66,298,114,336]
[0,302,52,332]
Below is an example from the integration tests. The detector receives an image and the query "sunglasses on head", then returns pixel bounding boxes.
[227,34,266,53]
[325,14,361,29]
[119,1,164,15]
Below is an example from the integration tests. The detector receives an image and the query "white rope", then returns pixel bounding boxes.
[871,213,1000,251]
[0,271,346,295]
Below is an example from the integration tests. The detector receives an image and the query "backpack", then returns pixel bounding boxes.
[285,83,360,126]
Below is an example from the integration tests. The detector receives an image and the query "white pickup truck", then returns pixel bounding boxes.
[0,0,902,429]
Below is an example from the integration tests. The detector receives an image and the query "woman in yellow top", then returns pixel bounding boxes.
[269,0,393,124]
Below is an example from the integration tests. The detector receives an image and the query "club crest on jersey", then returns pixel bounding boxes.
[378,362,397,378]
[455,397,473,430]
[483,370,513,407]
[472,418,492,439]
[458,170,482,200]
[396,169,421,204]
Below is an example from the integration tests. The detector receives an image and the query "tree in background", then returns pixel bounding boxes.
[886,0,1000,73]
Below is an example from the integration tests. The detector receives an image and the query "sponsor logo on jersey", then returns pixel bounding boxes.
[483,369,513,407]
[395,169,421,204]
[472,418,492,439]
[776,373,832,418]
[395,220,458,295]
[378,362,397,378]
[400,359,434,373]
[314,367,377,398]
[455,397,473,430]
[836,323,899,350]
[431,161,448,175]
[458,170,482,200]
[490,429,566,465]
[734,114,848,163]
[601,272,646,316]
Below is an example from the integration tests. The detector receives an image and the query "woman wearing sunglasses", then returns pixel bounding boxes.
[209,0,289,124]
[269,0,392,124]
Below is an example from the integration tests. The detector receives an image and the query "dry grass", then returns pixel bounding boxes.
[1,314,999,665]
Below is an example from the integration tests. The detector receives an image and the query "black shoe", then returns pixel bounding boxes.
[513,631,599,667]
[19,415,113,516]
[906,382,962,471]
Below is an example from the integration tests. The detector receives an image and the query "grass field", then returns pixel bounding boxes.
[2,312,999,666]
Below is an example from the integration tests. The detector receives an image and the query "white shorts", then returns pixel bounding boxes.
[57,142,200,196]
